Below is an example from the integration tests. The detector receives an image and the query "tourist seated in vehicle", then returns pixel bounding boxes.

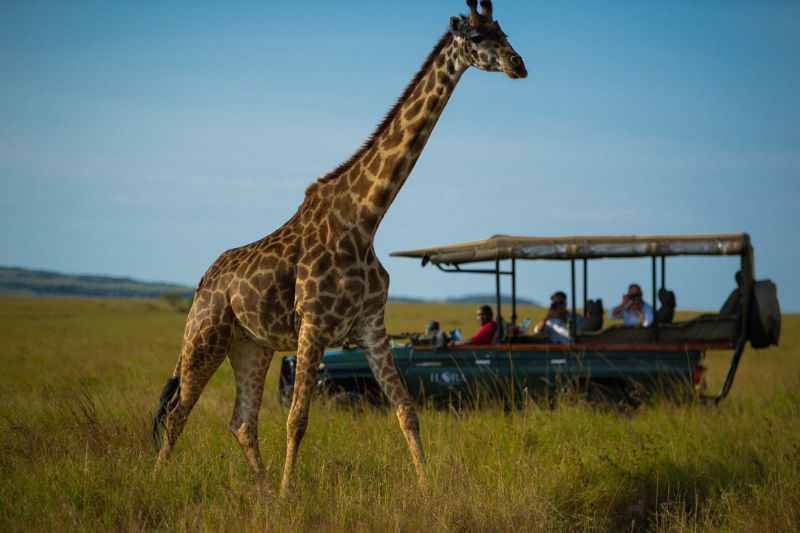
[418,320,440,340]
[414,320,454,349]
[533,291,582,343]
[413,320,441,344]
[449,305,497,346]
[608,283,653,327]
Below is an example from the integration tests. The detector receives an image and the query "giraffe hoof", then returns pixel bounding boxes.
[279,481,294,500]
[255,479,275,498]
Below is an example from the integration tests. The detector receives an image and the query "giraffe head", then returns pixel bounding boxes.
[449,0,527,79]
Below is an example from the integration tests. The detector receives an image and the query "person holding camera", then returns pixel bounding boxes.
[533,291,581,344]
[609,283,653,327]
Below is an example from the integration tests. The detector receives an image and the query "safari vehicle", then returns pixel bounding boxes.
[278,233,780,406]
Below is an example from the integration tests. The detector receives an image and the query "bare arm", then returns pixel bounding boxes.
[610,294,630,319]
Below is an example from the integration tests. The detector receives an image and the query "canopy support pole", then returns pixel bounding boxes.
[434,264,513,276]
[583,259,588,317]
[511,258,517,324]
[651,256,658,341]
[702,338,746,405]
[570,259,577,339]
[651,256,658,317]
[495,259,503,338]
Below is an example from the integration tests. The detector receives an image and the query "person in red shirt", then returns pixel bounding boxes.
[449,305,497,346]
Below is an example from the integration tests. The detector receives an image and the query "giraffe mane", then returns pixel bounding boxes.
[312,31,454,188]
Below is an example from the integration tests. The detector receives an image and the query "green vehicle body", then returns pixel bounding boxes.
[279,342,705,406]
[278,233,781,406]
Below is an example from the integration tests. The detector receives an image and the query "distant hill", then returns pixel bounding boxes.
[442,293,539,306]
[389,293,539,306]
[0,267,539,305]
[0,267,194,298]
[386,296,426,303]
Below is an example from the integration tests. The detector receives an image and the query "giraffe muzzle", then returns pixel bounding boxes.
[504,54,527,79]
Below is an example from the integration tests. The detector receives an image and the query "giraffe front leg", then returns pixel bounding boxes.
[280,327,325,497]
[360,324,427,489]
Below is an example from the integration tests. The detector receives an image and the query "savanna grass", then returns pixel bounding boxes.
[0,297,798,531]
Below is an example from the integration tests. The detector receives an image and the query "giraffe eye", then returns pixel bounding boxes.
[468,33,484,45]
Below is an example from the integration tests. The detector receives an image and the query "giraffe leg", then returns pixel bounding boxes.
[361,324,426,488]
[280,328,325,497]
[228,329,274,482]
[154,313,233,473]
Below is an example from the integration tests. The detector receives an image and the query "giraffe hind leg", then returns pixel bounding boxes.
[154,320,233,473]
[228,329,274,481]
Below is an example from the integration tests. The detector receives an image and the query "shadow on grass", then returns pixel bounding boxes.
[553,452,768,531]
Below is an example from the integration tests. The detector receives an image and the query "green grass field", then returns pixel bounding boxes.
[1,297,798,531]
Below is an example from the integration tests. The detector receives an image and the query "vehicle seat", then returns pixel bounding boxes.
[577,324,652,344]
[655,288,676,324]
[493,318,506,344]
[658,275,743,344]
[580,299,604,333]
[656,315,738,344]
[507,335,550,344]
[719,287,743,317]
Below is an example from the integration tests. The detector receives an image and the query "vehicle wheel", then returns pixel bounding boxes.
[588,380,641,410]
[278,376,293,407]
[329,390,381,413]
[330,390,363,405]
[561,379,640,410]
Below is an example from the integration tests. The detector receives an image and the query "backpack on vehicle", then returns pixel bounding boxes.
[580,299,603,333]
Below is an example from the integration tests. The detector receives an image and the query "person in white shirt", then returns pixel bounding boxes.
[609,283,653,327]
[534,291,582,343]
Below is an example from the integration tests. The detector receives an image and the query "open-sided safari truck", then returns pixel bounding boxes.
[279,233,780,406]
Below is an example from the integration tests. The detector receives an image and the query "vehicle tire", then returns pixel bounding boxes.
[278,375,293,407]
[329,390,366,407]
[562,379,640,410]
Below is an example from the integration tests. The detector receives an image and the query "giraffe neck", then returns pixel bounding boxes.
[306,33,468,238]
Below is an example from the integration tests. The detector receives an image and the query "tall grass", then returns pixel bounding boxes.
[0,297,798,531]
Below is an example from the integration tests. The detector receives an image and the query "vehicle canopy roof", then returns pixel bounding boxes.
[390,233,751,265]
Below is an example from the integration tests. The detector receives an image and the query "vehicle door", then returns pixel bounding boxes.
[491,345,559,399]
[403,344,498,403]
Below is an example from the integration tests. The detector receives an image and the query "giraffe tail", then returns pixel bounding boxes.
[151,364,181,451]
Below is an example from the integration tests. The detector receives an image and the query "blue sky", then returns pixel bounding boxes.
[1,1,799,311]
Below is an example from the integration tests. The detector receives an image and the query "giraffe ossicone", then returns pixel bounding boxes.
[152,0,526,496]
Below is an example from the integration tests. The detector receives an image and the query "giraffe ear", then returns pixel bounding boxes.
[449,16,464,34]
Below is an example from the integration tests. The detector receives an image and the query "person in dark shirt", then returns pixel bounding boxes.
[449,305,497,346]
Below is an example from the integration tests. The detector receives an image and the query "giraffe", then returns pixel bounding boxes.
[152,0,526,496]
